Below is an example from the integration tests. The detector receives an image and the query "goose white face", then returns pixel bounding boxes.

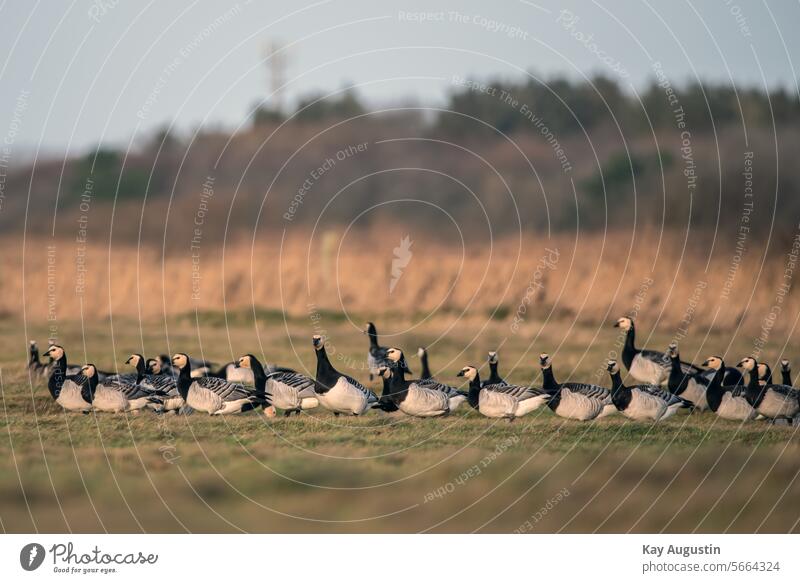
[126,354,142,367]
[385,348,403,363]
[377,366,391,379]
[458,366,478,381]
[146,359,161,374]
[539,353,552,368]
[312,335,325,350]
[488,351,498,364]
[667,343,678,357]
[703,356,723,370]
[737,357,757,371]
[614,317,633,330]
[606,360,620,374]
[757,363,770,379]
[237,355,252,369]
[46,345,65,360]
[781,359,791,370]
[171,353,189,369]
[81,364,97,377]
[417,347,426,358]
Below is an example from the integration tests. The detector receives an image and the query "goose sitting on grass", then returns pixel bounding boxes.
[28,341,48,378]
[457,365,550,421]
[364,322,410,381]
[125,354,184,412]
[384,348,467,412]
[666,343,709,411]
[313,335,378,416]
[81,364,166,413]
[613,317,702,384]
[701,356,756,421]
[236,354,318,417]
[606,360,693,422]
[539,353,615,420]
[737,357,800,422]
[171,353,267,415]
[376,364,450,417]
[44,345,92,413]
[481,351,507,387]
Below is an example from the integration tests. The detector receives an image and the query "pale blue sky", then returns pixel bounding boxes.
[1,0,798,157]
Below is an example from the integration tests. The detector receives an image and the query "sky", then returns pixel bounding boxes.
[1,0,798,158]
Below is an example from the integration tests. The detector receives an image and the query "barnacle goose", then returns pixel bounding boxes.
[481,351,507,387]
[614,317,702,384]
[701,356,756,421]
[28,341,48,378]
[606,360,692,421]
[82,364,166,413]
[758,362,773,385]
[125,354,184,412]
[376,364,449,417]
[44,345,92,412]
[737,357,800,421]
[781,359,792,386]
[385,348,467,412]
[364,322,410,381]
[457,365,549,420]
[236,354,318,417]
[45,340,114,380]
[210,359,296,384]
[171,353,267,415]
[666,343,709,411]
[313,335,378,415]
[539,353,615,420]
[417,347,432,380]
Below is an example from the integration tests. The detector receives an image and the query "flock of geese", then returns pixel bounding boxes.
[27,317,800,424]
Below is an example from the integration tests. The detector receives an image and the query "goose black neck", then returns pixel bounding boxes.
[667,354,686,394]
[621,326,638,369]
[541,366,559,393]
[420,352,431,379]
[176,364,193,399]
[249,358,268,395]
[609,370,630,409]
[488,361,502,384]
[48,355,67,399]
[367,325,379,349]
[29,344,40,365]
[744,368,764,407]
[85,371,98,401]
[387,364,410,404]
[134,357,146,383]
[782,368,792,386]
[704,365,726,412]
[467,373,482,409]
[314,346,339,389]
[762,367,773,385]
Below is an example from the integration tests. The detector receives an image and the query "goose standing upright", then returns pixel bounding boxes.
[417,347,432,380]
[28,341,48,378]
[539,354,615,420]
[614,317,701,384]
[313,335,378,415]
[44,345,93,412]
[364,322,410,381]
[386,348,467,412]
[481,351,507,387]
[171,353,267,415]
[737,357,800,421]
[606,360,693,421]
[81,364,165,413]
[781,359,792,386]
[700,356,756,421]
[236,354,318,417]
[666,343,709,411]
[457,365,549,421]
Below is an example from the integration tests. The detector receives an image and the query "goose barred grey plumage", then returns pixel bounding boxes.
[82,364,166,413]
[614,317,702,384]
[236,354,317,417]
[314,335,378,415]
[666,343,709,411]
[383,348,467,413]
[458,365,549,420]
[45,345,93,412]
[607,360,692,421]
[701,356,756,421]
[539,353,614,420]
[737,357,800,421]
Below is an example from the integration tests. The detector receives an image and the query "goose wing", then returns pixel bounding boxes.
[640,349,702,375]
[562,382,611,401]
[487,383,547,401]
[764,384,800,399]
[268,370,316,397]
[196,376,259,401]
[635,384,689,406]
[415,378,466,398]
[103,378,163,400]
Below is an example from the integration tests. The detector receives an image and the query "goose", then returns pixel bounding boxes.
[171,353,267,415]
[236,354,318,417]
[758,362,773,385]
[457,365,550,421]
[124,354,184,412]
[481,351,507,387]
[666,343,709,411]
[44,340,114,380]
[364,322,410,381]
[700,356,756,421]
[376,364,449,417]
[210,359,296,384]
[606,359,692,421]
[539,353,615,420]
[417,347,432,380]
[81,364,166,413]
[43,345,92,412]
[386,348,467,411]
[376,367,399,412]
[313,335,378,415]
[28,341,48,378]
[737,357,800,421]
[781,359,792,386]
[614,317,702,384]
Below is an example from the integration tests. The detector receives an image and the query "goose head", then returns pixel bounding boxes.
[757,362,772,383]
[487,351,498,364]
[781,359,791,373]
[613,317,633,331]
[146,358,162,374]
[701,355,724,370]
[539,353,552,369]
[125,353,144,368]
[606,359,620,374]
[45,344,65,361]
[376,366,392,380]
[417,347,427,358]
[736,357,757,372]
[312,335,325,351]
[363,322,377,336]
[385,347,403,363]
[171,353,190,371]
[456,366,478,381]
[236,355,254,369]
[80,364,97,379]
[666,342,678,358]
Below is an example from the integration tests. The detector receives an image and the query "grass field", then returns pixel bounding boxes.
[1,314,799,533]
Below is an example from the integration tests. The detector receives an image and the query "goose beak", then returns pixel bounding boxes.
[612,321,620,328]
[125,357,133,365]
[701,359,711,367]
[456,370,465,377]
[735,360,745,368]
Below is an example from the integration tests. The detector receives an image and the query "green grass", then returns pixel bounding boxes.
[1,316,799,533]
